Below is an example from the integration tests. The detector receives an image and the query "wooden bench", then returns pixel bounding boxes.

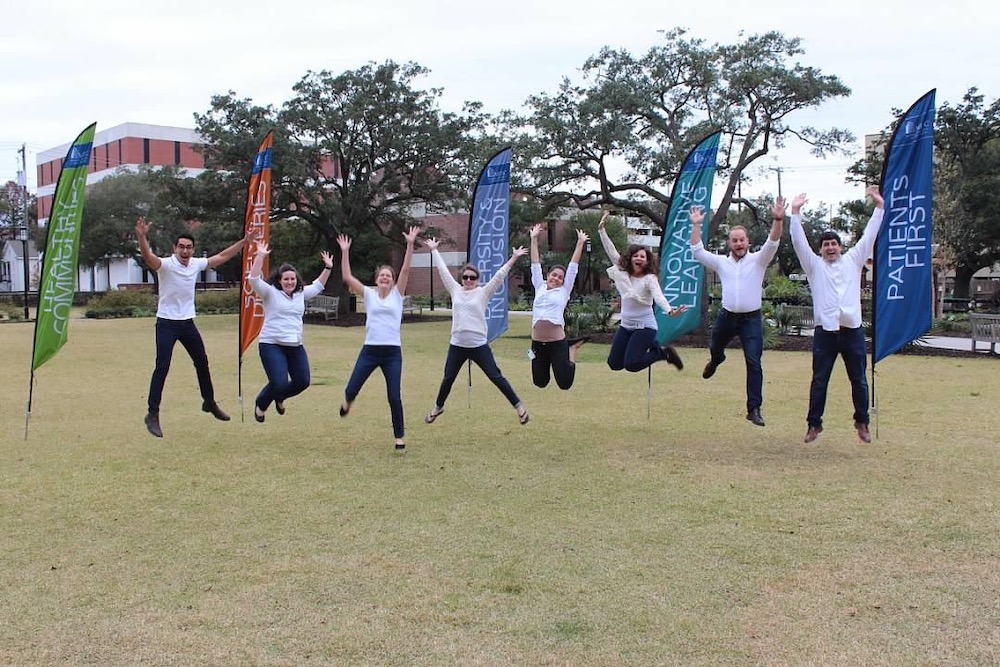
[780,304,814,336]
[305,295,340,321]
[401,295,422,316]
[970,313,1000,354]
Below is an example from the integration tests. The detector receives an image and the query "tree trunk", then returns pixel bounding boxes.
[952,264,977,299]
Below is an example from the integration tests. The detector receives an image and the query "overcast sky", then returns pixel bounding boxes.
[2,0,995,211]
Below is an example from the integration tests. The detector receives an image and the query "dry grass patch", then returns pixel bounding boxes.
[1,315,997,666]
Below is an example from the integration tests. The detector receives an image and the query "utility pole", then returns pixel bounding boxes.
[768,166,783,199]
[17,143,30,321]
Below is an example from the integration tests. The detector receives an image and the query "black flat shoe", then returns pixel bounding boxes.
[254,407,265,423]
[339,402,350,417]
[275,401,285,415]
[202,401,231,421]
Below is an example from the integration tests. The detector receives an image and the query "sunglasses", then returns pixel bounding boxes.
[461,274,479,281]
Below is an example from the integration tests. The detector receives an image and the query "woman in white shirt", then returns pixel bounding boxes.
[247,241,333,422]
[529,223,590,390]
[337,227,418,451]
[423,237,530,425]
[598,211,686,373]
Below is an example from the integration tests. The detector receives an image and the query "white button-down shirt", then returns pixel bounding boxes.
[790,208,884,331]
[691,238,779,313]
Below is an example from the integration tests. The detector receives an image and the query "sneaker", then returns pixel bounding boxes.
[144,411,163,438]
[855,422,871,443]
[803,425,823,443]
[202,401,231,422]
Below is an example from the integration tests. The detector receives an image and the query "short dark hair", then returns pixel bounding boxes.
[819,231,842,246]
[174,233,195,246]
[547,264,567,278]
[268,263,303,293]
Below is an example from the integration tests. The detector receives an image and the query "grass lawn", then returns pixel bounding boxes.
[1,314,997,666]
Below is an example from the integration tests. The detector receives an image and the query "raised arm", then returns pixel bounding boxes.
[853,185,886,263]
[482,246,528,297]
[529,224,543,265]
[570,228,589,265]
[689,206,721,271]
[769,196,785,243]
[597,211,620,264]
[134,217,162,271]
[394,226,419,295]
[207,228,254,269]
[248,240,270,280]
[424,238,460,295]
[690,206,705,248]
[336,234,367,296]
[315,250,334,286]
[788,192,817,273]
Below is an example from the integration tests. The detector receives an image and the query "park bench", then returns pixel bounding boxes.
[969,313,1000,354]
[401,295,422,316]
[304,295,340,321]
[780,304,814,336]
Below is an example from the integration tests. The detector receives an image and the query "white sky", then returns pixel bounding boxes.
[1,0,996,212]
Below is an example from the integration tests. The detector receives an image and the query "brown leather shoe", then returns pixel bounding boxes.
[855,422,871,443]
[803,425,822,443]
[202,401,231,422]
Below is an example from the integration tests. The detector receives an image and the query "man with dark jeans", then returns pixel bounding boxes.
[789,186,885,444]
[136,217,251,438]
[690,199,783,426]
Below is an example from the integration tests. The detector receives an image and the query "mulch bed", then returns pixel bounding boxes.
[308,314,989,359]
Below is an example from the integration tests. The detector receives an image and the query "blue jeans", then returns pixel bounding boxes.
[531,339,576,389]
[434,344,521,408]
[344,345,404,438]
[808,326,869,428]
[256,342,311,411]
[147,318,215,412]
[607,326,661,372]
[709,309,764,412]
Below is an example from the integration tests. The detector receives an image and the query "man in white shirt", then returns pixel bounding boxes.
[789,186,885,444]
[135,217,252,438]
[690,198,784,427]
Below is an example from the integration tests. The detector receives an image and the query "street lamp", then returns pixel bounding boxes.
[585,239,592,294]
[17,225,29,321]
[201,251,208,291]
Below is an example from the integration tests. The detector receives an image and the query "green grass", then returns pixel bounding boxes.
[1,315,998,666]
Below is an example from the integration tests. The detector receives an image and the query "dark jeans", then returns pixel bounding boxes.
[607,326,661,372]
[434,344,521,408]
[531,339,576,389]
[344,345,404,438]
[709,309,764,412]
[807,326,869,428]
[148,317,214,412]
[256,342,311,411]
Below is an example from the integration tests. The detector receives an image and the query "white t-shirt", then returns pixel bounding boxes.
[363,286,403,346]
[156,255,209,320]
[249,276,325,345]
[531,261,578,327]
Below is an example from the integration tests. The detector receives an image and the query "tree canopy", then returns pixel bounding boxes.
[509,29,853,234]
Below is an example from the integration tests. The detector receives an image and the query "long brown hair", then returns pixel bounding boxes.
[617,245,658,276]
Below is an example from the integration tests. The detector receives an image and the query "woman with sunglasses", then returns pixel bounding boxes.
[597,211,687,373]
[337,226,419,451]
[528,223,591,390]
[422,238,530,426]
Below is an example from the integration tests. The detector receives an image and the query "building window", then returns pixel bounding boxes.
[1,260,10,283]
[174,141,181,165]
[143,138,150,164]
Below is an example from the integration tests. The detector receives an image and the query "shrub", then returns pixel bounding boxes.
[564,295,615,336]
[195,288,240,314]
[0,302,25,322]
[85,290,157,319]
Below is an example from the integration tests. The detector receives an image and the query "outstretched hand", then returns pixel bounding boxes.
[423,237,440,251]
[319,250,333,268]
[866,184,884,209]
[134,216,151,238]
[669,304,689,317]
[689,206,704,227]
[576,228,590,244]
[336,234,352,251]
[255,240,271,256]
[403,226,420,245]
[772,196,787,220]
[598,210,610,230]
[529,224,543,239]
[790,193,808,214]
[511,245,528,260]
